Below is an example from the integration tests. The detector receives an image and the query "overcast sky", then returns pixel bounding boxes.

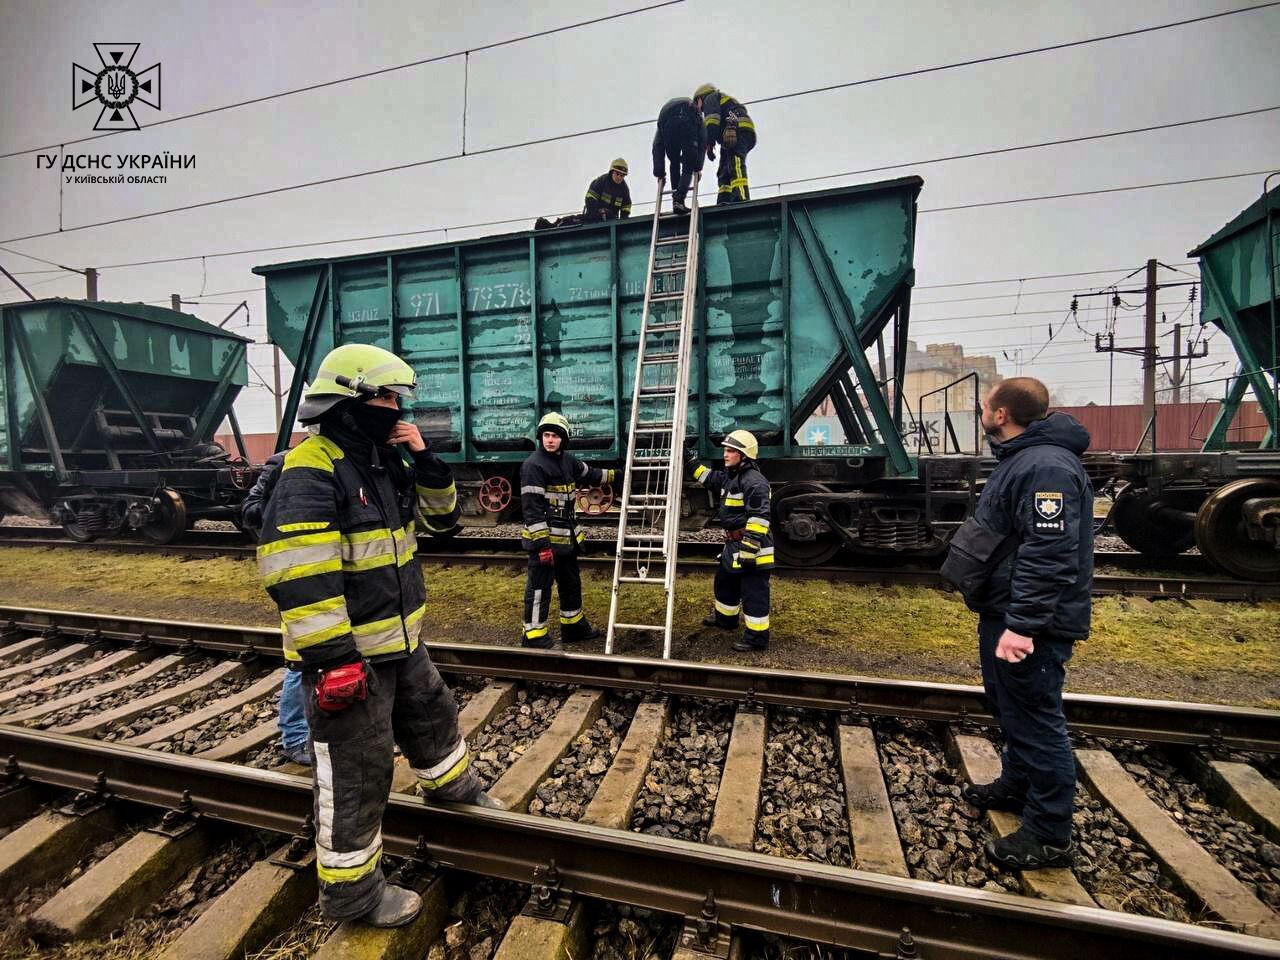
[1,0,1277,434]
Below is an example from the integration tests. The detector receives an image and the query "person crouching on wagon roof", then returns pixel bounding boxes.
[520,412,622,649]
[256,343,499,929]
[687,430,773,651]
[534,158,632,230]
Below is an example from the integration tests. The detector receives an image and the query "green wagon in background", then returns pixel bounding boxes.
[257,176,985,564]
[0,298,255,542]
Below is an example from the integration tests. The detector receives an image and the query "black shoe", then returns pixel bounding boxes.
[985,827,1073,871]
[671,200,690,215]
[563,626,602,643]
[521,635,562,651]
[731,639,767,652]
[702,613,735,630]
[961,780,1027,814]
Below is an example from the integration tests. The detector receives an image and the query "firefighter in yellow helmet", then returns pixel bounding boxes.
[520,411,621,648]
[583,158,633,221]
[257,343,498,929]
[693,83,756,204]
[686,429,773,650]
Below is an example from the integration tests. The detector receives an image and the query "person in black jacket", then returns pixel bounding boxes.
[948,377,1093,871]
[693,83,756,204]
[583,159,632,221]
[652,97,706,214]
[687,429,774,651]
[520,412,620,649]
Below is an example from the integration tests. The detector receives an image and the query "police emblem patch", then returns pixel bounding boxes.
[1035,492,1063,519]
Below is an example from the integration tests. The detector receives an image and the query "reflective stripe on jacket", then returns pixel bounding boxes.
[691,459,773,567]
[700,90,755,146]
[584,172,632,220]
[520,447,616,557]
[257,432,460,666]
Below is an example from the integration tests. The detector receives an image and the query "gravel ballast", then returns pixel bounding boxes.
[630,700,732,842]
[755,709,851,866]
[471,686,569,788]
[25,657,219,730]
[530,692,639,820]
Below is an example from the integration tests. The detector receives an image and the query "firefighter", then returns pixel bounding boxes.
[520,412,621,648]
[240,451,310,766]
[652,96,706,214]
[692,83,756,204]
[687,430,773,651]
[583,158,633,221]
[257,343,497,928]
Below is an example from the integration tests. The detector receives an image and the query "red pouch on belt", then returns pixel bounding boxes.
[316,661,369,713]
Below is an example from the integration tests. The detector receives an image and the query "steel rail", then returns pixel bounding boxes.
[0,726,1275,959]
[0,530,1264,601]
[2,606,1277,752]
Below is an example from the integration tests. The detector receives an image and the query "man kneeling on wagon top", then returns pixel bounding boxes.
[687,430,773,651]
[257,343,498,929]
[520,412,621,649]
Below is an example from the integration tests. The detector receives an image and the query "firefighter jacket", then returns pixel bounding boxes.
[652,97,707,177]
[256,424,461,668]
[700,90,755,148]
[239,451,285,534]
[583,173,632,220]
[691,458,774,568]
[520,447,618,557]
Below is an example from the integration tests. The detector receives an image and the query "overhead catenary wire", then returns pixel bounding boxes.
[0,0,689,162]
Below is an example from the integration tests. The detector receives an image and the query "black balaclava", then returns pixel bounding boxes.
[347,400,402,445]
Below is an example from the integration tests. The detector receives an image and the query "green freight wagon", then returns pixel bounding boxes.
[1107,179,1279,579]
[0,298,255,542]
[257,177,983,564]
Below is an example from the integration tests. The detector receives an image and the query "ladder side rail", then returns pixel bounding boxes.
[606,177,668,655]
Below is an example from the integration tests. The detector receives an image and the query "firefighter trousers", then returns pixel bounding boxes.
[665,140,703,206]
[716,127,755,204]
[303,643,480,920]
[523,552,594,645]
[711,555,771,647]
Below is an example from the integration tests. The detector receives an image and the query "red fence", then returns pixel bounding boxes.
[1056,401,1269,452]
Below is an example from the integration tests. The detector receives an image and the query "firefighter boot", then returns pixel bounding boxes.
[361,885,423,928]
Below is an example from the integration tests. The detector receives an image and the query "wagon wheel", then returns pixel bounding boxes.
[477,476,513,514]
[141,488,188,544]
[576,484,615,516]
[1110,485,1197,558]
[1195,478,1280,582]
[59,512,97,543]
[772,481,842,566]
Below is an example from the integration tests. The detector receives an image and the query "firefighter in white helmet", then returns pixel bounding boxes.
[520,411,621,648]
[257,343,498,929]
[687,430,774,651]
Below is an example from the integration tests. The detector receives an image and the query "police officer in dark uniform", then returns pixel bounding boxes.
[688,430,774,651]
[693,83,756,204]
[652,96,706,214]
[942,377,1093,870]
[520,412,620,648]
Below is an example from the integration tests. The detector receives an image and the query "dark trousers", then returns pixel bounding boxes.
[716,127,755,204]
[303,644,479,920]
[712,552,771,647]
[665,141,703,206]
[523,552,593,644]
[977,617,1075,844]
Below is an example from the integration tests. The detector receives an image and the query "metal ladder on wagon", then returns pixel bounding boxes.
[605,173,702,659]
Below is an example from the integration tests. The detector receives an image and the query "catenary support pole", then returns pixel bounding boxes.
[1141,258,1157,453]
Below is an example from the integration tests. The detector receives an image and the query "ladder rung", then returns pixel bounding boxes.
[629,465,670,473]
[617,575,669,585]
[622,545,667,554]
[628,494,669,503]
[642,356,677,365]
[624,533,666,541]
[640,387,677,396]
[650,292,685,303]
[635,422,675,429]
[645,324,682,334]
[656,236,689,246]
[653,264,687,274]
[613,622,668,630]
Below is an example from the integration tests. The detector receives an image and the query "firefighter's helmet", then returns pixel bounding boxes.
[299,344,416,423]
[693,83,716,102]
[722,429,758,460]
[537,411,571,443]
[610,157,628,175]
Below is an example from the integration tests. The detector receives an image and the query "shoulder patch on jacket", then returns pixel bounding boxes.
[1032,491,1065,532]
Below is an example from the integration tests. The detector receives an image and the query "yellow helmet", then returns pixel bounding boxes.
[693,83,716,101]
[299,343,416,422]
[536,411,571,442]
[610,157,628,175]
[723,429,758,460]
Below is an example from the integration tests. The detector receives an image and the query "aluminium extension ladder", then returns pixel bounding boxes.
[605,173,702,659]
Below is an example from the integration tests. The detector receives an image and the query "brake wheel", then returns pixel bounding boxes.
[576,484,615,516]
[478,476,513,513]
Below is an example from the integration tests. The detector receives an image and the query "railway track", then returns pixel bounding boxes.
[1,525,1272,603]
[1,607,1279,957]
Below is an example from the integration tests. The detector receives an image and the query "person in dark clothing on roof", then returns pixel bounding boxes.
[693,83,756,204]
[652,97,706,214]
[942,377,1093,872]
[583,158,632,221]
